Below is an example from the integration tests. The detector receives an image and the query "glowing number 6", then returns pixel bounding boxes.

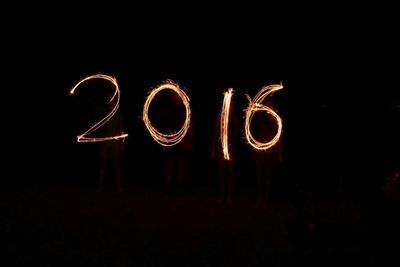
[245,84,283,150]
[143,81,191,147]
[70,74,128,142]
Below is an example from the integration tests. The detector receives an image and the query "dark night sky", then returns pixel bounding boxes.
[3,3,399,266]
[9,1,399,191]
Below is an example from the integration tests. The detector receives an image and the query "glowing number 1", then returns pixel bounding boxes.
[220,88,234,160]
[70,74,128,142]
[245,84,283,150]
[143,80,191,147]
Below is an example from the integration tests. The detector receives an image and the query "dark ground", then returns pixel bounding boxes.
[1,182,399,266]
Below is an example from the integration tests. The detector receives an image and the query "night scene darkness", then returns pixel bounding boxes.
[3,1,399,266]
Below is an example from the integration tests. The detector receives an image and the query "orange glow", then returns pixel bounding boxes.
[245,84,283,150]
[220,88,234,160]
[142,80,191,146]
[70,74,128,142]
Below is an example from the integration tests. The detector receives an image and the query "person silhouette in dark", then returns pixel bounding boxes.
[155,88,194,195]
[164,122,194,194]
[211,94,240,204]
[384,167,400,201]
[251,98,283,208]
[97,91,126,193]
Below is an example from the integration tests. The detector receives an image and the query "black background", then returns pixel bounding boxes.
[14,0,398,191]
[4,1,399,266]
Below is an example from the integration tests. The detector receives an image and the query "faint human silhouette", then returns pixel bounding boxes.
[164,122,194,194]
[158,90,194,195]
[97,92,125,193]
[211,98,240,205]
[251,98,283,208]
[384,167,400,201]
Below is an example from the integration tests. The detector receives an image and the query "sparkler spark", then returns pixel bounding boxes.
[245,84,283,150]
[70,74,128,143]
[142,80,191,146]
[220,88,234,160]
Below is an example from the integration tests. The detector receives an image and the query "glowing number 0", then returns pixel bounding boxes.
[143,81,191,147]
[245,84,283,150]
[220,88,234,160]
[69,74,128,142]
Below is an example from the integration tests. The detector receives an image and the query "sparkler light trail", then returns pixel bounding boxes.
[70,74,128,143]
[220,88,234,160]
[142,80,191,147]
[245,84,283,150]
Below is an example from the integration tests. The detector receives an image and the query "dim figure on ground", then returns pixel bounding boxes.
[97,91,126,193]
[211,97,240,205]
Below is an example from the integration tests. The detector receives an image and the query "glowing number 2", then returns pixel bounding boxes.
[143,80,191,147]
[245,84,283,150]
[69,74,128,142]
[220,88,234,160]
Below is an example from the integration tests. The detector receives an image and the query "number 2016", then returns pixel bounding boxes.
[70,74,283,159]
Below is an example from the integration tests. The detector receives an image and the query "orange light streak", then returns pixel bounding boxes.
[220,88,234,160]
[70,74,128,142]
[142,80,191,146]
[245,84,283,150]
